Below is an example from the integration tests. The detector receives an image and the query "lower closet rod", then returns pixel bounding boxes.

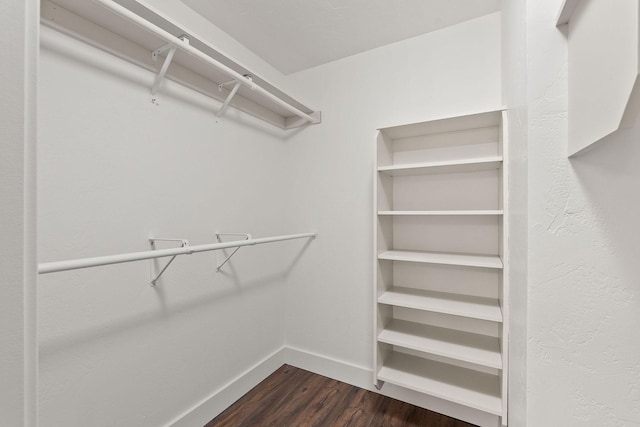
[38,232,317,275]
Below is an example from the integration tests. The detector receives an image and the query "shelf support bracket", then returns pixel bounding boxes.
[149,238,190,286]
[216,75,252,118]
[215,232,252,272]
[216,81,241,117]
[150,35,189,102]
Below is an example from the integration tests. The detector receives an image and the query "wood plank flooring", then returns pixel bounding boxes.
[205,364,477,427]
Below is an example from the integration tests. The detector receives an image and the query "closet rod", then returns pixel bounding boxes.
[38,232,317,275]
[92,0,318,124]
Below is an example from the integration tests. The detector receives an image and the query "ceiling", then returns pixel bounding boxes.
[181,0,501,75]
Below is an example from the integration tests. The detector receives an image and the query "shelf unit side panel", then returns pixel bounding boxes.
[499,110,509,424]
[377,131,394,167]
[378,172,394,211]
[373,139,380,387]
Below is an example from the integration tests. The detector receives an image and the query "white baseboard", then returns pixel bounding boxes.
[167,347,286,427]
[282,345,374,390]
[168,345,500,427]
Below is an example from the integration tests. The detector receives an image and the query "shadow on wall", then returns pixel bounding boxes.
[570,124,640,285]
[39,241,314,358]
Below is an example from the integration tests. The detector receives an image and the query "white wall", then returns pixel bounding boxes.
[282,10,502,381]
[37,26,297,426]
[527,0,640,425]
[501,0,528,425]
[0,1,39,426]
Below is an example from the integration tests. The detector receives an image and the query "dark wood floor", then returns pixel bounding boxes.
[205,364,477,427]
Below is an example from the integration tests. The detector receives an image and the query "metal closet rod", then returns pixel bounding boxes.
[92,0,317,124]
[38,232,317,275]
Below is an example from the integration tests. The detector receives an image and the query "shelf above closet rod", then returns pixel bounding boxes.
[38,232,317,275]
[91,0,318,125]
[41,0,320,128]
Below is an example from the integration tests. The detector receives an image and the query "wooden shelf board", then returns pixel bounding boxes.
[378,250,503,269]
[377,157,502,176]
[378,352,502,416]
[378,320,502,369]
[378,287,502,322]
[378,210,503,216]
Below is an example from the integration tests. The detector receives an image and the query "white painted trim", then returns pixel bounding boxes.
[0,1,39,425]
[167,347,286,427]
[283,346,373,389]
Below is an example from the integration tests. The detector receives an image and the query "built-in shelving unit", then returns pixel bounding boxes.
[374,109,508,427]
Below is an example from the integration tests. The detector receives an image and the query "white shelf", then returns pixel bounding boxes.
[378,319,502,369]
[378,250,503,269]
[378,287,502,322]
[378,210,503,216]
[378,352,502,416]
[379,110,503,140]
[377,156,502,177]
[41,0,319,129]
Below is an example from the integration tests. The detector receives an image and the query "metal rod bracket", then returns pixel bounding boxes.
[150,35,189,103]
[149,238,189,286]
[216,81,242,117]
[215,233,251,271]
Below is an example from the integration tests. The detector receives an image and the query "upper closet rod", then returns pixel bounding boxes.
[38,232,317,275]
[92,0,318,124]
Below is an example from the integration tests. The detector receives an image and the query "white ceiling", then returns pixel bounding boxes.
[181,0,501,75]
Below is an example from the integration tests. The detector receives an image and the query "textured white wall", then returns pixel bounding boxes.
[0,1,39,426]
[501,0,528,425]
[38,26,295,426]
[527,0,640,425]
[282,12,502,373]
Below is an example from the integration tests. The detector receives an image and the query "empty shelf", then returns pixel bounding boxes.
[378,352,502,415]
[378,250,503,269]
[378,287,502,322]
[378,210,503,216]
[377,157,502,176]
[378,320,502,369]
